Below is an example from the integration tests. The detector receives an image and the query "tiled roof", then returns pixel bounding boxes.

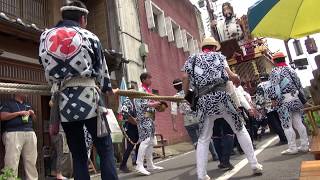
[0,12,45,32]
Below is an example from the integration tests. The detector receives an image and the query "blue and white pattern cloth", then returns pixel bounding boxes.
[183,52,244,133]
[121,97,137,120]
[267,66,304,128]
[255,81,273,120]
[39,20,112,123]
[134,88,155,142]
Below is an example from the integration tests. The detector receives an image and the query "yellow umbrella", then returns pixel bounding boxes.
[248,0,320,40]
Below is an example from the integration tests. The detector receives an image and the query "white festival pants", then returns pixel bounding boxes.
[281,95,309,150]
[197,112,258,179]
[136,137,155,169]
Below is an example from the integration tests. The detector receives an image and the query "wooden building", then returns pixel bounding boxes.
[0,0,123,178]
[137,0,203,144]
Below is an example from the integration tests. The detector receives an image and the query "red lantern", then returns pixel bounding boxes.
[305,36,318,54]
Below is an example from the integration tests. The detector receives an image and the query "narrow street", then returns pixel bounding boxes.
[119,135,313,180]
[1,0,319,180]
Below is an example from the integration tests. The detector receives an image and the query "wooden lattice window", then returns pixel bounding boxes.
[0,0,48,28]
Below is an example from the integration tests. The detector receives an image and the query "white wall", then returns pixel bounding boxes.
[116,0,144,84]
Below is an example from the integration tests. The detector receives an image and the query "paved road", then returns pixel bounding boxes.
[119,135,313,180]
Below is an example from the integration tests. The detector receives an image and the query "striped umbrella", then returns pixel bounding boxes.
[248,0,320,40]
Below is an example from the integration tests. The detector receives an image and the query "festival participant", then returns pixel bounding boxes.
[119,87,140,173]
[212,118,235,170]
[233,81,258,153]
[171,79,218,161]
[182,37,263,180]
[135,72,164,176]
[268,52,309,155]
[39,1,118,179]
[255,73,287,145]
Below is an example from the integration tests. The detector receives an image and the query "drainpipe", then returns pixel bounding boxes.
[135,0,147,73]
[115,0,145,86]
[104,0,123,86]
[114,0,129,84]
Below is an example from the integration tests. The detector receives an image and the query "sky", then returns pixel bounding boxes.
[190,0,320,87]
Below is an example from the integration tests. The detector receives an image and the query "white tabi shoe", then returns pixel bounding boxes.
[252,164,263,176]
[135,166,151,176]
[298,146,310,153]
[198,175,211,180]
[281,149,298,155]
[147,165,164,171]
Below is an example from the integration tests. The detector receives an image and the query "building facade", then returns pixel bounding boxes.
[136,0,203,144]
[115,0,204,144]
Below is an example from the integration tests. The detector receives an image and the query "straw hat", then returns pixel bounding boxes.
[201,37,221,50]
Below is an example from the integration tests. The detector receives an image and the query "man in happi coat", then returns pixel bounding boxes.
[170,78,218,161]
[119,87,140,173]
[255,73,287,145]
[182,37,263,180]
[267,52,308,155]
[39,1,118,179]
[134,72,164,176]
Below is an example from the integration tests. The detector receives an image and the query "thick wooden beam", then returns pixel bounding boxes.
[0,20,41,42]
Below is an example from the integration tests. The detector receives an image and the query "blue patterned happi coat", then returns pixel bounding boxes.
[39,20,112,122]
[267,66,304,128]
[183,52,243,134]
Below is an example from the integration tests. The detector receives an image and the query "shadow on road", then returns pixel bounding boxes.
[228,174,262,180]
[263,153,306,163]
[119,163,197,179]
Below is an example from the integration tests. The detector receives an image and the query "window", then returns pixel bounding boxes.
[165,17,174,42]
[172,20,184,48]
[153,12,159,33]
[144,0,194,53]
[187,33,194,54]
[181,29,188,52]
[145,0,167,37]
[193,40,200,53]
[172,24,183,48]
[166,17,183,48]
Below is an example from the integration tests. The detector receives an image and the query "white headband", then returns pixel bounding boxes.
[60,6,89,14]
[173,82,183,86]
